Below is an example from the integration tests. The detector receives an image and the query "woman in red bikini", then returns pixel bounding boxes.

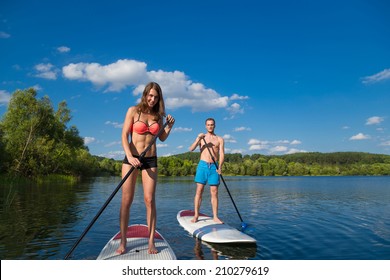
[116,82,175,255]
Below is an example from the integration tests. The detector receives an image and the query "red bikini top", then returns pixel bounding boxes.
[130,112,160,135]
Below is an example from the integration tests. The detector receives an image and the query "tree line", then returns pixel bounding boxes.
[1,88,390,180]
[159,152,390,176]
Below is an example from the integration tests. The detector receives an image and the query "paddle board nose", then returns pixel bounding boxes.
[177,210,256,243]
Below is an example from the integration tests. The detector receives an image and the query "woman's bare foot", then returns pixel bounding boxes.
[148,242,158,254]
[191,216,199,223]
[213,217,224,224]
[116,244,126,255]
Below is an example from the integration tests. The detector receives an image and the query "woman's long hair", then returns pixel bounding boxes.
[136,82,166,121]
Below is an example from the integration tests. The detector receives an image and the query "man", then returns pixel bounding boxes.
[189,118,225,223]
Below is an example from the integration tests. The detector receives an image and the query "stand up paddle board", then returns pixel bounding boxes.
[97,224,176,260]
[177,210,256,244]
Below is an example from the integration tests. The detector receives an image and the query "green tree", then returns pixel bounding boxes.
[0,124,9,172]
[309,163,321,176]
[1,88,87,177]
[261,162,273,176]
[248,160,262,176]
[1,89,47,175]
[268,158,287,176]
[288,162,309,176]
[179,159,193,176]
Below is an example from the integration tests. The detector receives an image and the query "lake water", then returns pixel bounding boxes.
[1,176,389,260]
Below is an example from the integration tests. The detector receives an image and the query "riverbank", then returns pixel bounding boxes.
[0,174,80,185]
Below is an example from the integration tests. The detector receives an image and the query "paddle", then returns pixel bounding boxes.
[64,119,170,260]
[202,138,248,230]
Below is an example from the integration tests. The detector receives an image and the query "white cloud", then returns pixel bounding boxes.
[142,74,229,112]
[230,93,249,100]
[105,121,122,128]
[62,59,232,113]
[248,139,262,145]
[71,95,81,100]
[100,150,124,160]
[286,148,307,154]
[248,139,269,151]
[0,90,11,105]
[223,134,237,143]
[35,63,58,80]
[249,144,268,151]
[229,148,245,154]
[157,143,168,148]
[362,69,390,84]
[270,146,288,153]
[366,116,384,125]
[349,133,370,140]
[104,141,121,147]
[173,127,192,132]
[227,103,244,115]
[234,126,251,132]
[248,139,271,146]
[32,84,42,91]
[0,31,10,38]
[290,140,301,145]
[63,59,148,91]
[247,138,303,154]
[57,46,70,53]
[84,136,96,144]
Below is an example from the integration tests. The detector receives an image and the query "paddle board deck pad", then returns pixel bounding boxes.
[97,224,176,260]
[177,210,256,244]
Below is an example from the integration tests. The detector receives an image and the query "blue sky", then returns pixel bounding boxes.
[1,0,390,159]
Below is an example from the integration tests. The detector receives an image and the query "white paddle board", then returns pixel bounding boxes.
[177,210,256,244]
[97,224,176,260]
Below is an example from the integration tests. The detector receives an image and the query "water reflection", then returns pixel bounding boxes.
[193,239,218,260]
[0,178,95,259]
[191,238,257,260]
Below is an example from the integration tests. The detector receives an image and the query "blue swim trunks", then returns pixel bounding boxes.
[194,160,220,186]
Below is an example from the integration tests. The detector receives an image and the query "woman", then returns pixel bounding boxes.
[117,82,175,255]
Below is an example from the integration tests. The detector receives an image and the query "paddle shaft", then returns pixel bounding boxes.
[202,138,244,223]
[64,121,170,260]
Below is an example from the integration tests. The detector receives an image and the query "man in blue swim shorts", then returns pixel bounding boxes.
[189,118,225,224]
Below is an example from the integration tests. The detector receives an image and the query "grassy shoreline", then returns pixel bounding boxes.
[0,174,80,185]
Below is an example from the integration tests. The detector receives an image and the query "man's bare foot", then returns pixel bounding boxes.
[213,217,224,224]
[148,242,158,254]
[191,216,199,223]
